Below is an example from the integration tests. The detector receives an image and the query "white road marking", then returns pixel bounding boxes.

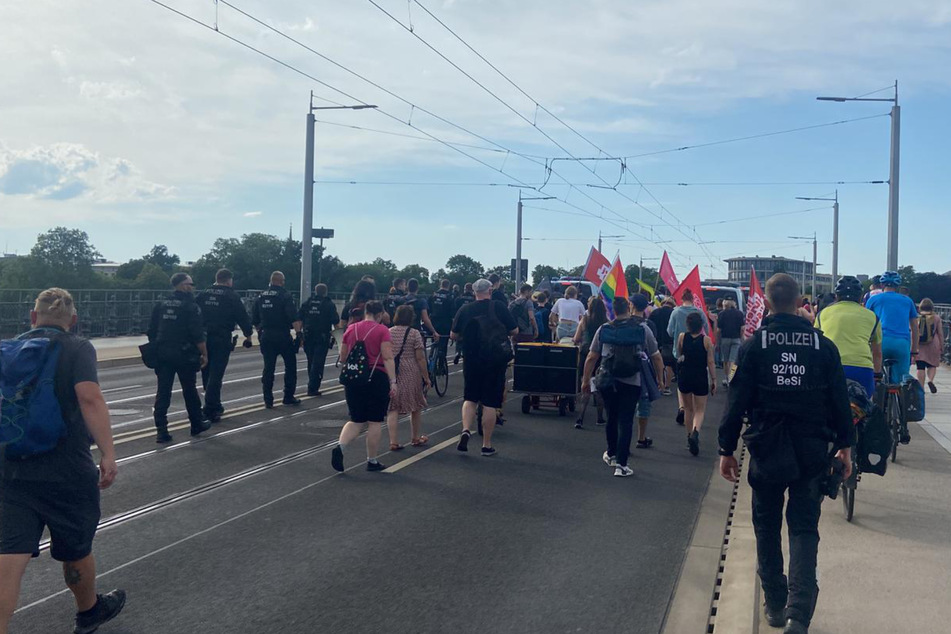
[384,435,459,473]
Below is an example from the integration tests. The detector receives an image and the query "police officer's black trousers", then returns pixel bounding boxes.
[154,363,204,431]
[260,337,297,403]
[303,340,330,394]
[201,335,233,416]
[751,475,823,627]
[601,382,642,468]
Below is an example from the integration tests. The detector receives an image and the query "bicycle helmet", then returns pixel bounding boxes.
[834,275,863,301]
[880,271,902,287]
[871,275,882,285]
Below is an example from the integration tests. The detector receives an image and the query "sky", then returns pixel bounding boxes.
[1,0,950,281]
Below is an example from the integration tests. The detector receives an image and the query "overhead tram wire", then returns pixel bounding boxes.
[146,0,529,186]
[145,0,649,241]
[403,0,721,268]
[212,0,662,243]
[368,0,707,265]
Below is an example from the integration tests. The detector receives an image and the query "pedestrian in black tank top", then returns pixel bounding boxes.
[677,311,717,456]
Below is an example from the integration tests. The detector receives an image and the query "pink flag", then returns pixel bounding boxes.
[743,267,766,339]
[659,251,680,294]
[582,246,612,286]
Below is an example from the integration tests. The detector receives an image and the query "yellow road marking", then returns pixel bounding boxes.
[385,433,460,473]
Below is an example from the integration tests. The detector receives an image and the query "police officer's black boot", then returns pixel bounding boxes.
[156,425,172,444]
[190,418,211,437]
[263,391,274,409]
[783,619,808,634]
[764,603,785,628]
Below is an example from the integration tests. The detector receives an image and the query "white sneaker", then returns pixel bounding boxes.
[614,465,634,477]
[602,451,617,467]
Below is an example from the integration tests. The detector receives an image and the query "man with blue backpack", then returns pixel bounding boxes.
[581,296,660,477]
[0,288,125,634]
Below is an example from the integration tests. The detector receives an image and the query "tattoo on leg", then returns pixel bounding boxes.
[64,563,82,587]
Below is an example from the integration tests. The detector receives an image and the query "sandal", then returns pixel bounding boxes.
[389,443,405,452]
[411,435,429,447]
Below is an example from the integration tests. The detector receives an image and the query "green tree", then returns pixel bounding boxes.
[134,262,172,289]
[399,264,432,291]
[532,264,568,285]
[27,227,101,288]
[144,245,180,273]
[192,233,301,292]
[916,272,951,304]
[115,259,146,281]
[445,255,484,283]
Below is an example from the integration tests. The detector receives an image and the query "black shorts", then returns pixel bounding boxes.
[916,360,935,370]
[463,361,508,409]
[661,344,676,368]
[0,478,101,562]
[344,371,390,423]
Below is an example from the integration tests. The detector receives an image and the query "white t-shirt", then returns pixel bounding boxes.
[552,298,586,323]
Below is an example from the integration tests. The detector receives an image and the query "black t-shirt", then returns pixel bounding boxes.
[451,299,517,358]
[1,328,99,483]
[649,306,674,346]
[491,289,508,305]
[428,289,455,331]
[717,308,745,339]
[402,293,430,331]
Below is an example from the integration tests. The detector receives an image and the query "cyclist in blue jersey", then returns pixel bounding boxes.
[865,271,919,386]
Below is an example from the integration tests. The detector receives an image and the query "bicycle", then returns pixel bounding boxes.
[881,359,904,463]
[426,334,449,397]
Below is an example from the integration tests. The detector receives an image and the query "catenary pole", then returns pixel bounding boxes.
[301,105,316,301]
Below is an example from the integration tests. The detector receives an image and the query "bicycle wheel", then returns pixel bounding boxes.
[434,354,449,397]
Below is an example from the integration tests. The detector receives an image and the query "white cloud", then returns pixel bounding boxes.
[0,142,173,202]
[243,211,263,217]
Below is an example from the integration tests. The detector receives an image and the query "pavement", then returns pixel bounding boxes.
[710,365,951,634]
[9,346,725,634]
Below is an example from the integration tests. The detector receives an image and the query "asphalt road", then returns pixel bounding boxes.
[10,348,724,634]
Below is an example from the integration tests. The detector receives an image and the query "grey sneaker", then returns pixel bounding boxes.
[602,451,617,467]
[614,465,634,477]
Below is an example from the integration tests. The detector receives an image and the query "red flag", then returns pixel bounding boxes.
[672,266,714,341]
[582,246,612,286]
[743,267,765,338]
[659,251,680,294]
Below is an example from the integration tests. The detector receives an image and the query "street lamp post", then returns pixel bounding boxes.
[789,234,818,297]
[817,82,899,270]
[516,193,555,286]
[795,191,838,282]
[301,92,377,301]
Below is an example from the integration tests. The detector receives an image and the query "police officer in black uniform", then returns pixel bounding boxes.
[148,272,210,443]
[718,273,853,634]
[429,278,455,358]
[252,271,302,408]
[298,283,339,396]
[196,268,253,422]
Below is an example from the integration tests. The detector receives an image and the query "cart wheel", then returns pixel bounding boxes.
[568,398,576,413]
[558,399,568,417]
[521,395,531,415]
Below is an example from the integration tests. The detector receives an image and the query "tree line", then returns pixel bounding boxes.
[3,227,949,303]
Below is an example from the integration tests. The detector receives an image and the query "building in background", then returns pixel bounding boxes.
[725,255,833,295]
[92,259,121,277]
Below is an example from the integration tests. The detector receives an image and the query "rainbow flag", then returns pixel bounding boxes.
[600,256,629,319]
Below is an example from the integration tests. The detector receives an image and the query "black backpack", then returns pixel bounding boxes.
[508,298,534,334]
[339,323,382,387]
[383,294,404,322]
[475,304,514,367]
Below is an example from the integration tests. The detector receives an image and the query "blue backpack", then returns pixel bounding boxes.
[0,329,67,459]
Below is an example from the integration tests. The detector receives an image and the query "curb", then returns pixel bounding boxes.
[661,456,735,634]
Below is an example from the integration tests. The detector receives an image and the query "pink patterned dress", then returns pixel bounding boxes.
[388,326,428,414]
